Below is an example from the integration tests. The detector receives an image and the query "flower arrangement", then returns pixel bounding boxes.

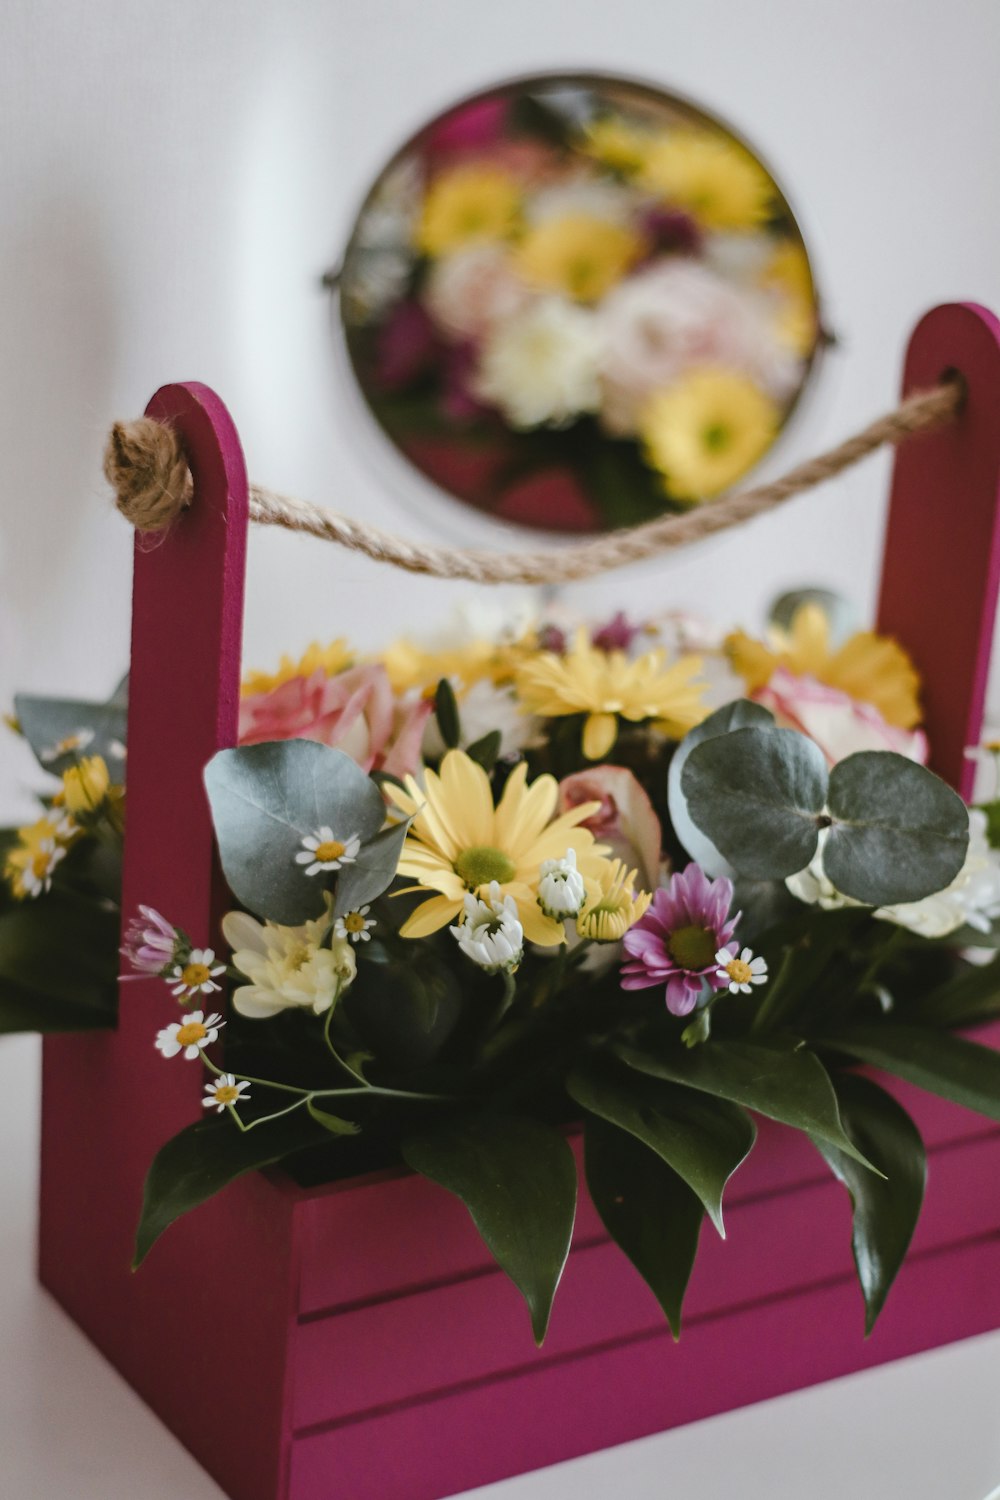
[7,596,1000,1346]
[339,76,821,532]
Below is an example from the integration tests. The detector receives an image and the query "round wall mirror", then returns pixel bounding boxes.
[336,72,824,535]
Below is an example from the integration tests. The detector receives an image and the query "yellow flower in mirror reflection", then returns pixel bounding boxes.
[416,166,522,257]
[515,215,644,303]
[761,241,817,356]
[515,629,708,759]
[242,639,353,696]
[579,116,651,174]
[638,369,778,501]
[639,129,772,232]
[725,604,922,730]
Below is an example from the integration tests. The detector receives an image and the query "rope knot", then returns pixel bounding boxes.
[103,417,192,532]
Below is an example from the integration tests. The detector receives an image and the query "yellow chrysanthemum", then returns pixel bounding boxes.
[577,859,652,942]
[638,368,779,501]
[579,117,651,174]
[761,241,817,356]
[725,603,922,730]
[639,129,773,232]
[515,214,644,303]
[515,630,708,759]
[61,755,110,816]
[242,639,353,696]
[416,166,522,257]
[380,639,505,697]
[384,749,609,945]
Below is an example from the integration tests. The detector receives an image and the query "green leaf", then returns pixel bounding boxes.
[466,729,502,772]
[434,678,461,750]
[402,1115,577,1345]
[912,955,1000,1028]
[568,1060,755,1236]
[811,1074,926,1334]
[204,741,387,925]
[668,700,776,875]
[0,890,119,1029]
[306,1098,360,1135]
[333,818,411,917]
[134,1108,327,1266]
[615,1037,877,1172]
[821,1022,1000,1125]
[825,752,969,906]
[14,689,127,778]
[583,1113,704,1338]
[680,726,828,880]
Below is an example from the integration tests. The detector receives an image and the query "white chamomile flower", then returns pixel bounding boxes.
[715,946,769,995]
[169,948,225,999]
[449,881,524,974]
[40,728,94,764]
[203,1074,251,1114]
[22,839,66,897]
[334,906,376,943]
[537,848,587,919]
[155,1010,225,1060]
[295,827,361,876]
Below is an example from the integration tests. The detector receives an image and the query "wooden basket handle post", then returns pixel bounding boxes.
[877,303,1000,796]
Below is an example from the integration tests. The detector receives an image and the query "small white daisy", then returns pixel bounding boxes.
[40,728,94,764]
[203,1074,251,1114]
[155,1010,225,1060]
[537,849,586,920]
[22,840,67,897]
[169,948,226,999]
[334,906,376,943]
[295,827,361,876]
[714,946,769,995]
[108,738,127,762]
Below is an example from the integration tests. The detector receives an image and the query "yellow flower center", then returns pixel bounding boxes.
[214,1084,239,1106]
[454,845,517,890]
[667,924,716,971]
[703,421,731,453]
[726,957,753,985]
[31,851,51,878]
[180,962,211,988]
[175,1020,208,1047]
[314,839,346,863]
[344,912,366,933]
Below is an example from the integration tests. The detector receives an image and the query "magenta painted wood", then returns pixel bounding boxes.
[877,302,1000,796]
[35,309,1000,1500]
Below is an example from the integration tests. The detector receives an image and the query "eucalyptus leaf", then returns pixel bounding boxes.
[615,1037,877,1172]
[824,752,969,906]
[333,818,411,918]
[204,741,386,925]
[820,1022,1000,1125]
[583,1113,704,1338]
[402,1115,577,1345]
[466,730,502,772]
[568,1060,754,1236]
[14,691,127,777]
[134,1108,327,1266]
[306,1098,360,1136]
[668,701,776,875]
[434,678,461,750]
[681,726,828,880]
[811,1074,926,1334]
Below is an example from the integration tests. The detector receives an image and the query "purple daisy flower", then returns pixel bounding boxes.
[621,863,739,1017]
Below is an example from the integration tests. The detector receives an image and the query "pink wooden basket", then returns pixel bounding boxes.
[37,303,1000,1500]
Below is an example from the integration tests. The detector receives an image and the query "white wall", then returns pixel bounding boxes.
[3,0,1000,821]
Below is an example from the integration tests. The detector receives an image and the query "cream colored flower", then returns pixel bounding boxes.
[475,298,603,429]
[221,909,356,1019]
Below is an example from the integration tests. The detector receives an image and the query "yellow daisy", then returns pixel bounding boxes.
[579,116,651,174]
[61,755,110,817]
[639,129,773,232]
[638,368,779,501]
[4,811,79,900]
[515,214,644,303]
[725,603,922,730]
[416,165,522,257]
[577,859,652,942]
[242,639,353,696]
[515,630,708,759]
[384,749,609,945]
[380,639,505,697]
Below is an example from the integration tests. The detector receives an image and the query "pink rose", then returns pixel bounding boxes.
[754,668,929,766]
[558,765,663,892]
[239,663,432,779]
[423,245,531,343]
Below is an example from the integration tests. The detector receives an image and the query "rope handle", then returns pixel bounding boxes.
[104,379,962,586]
